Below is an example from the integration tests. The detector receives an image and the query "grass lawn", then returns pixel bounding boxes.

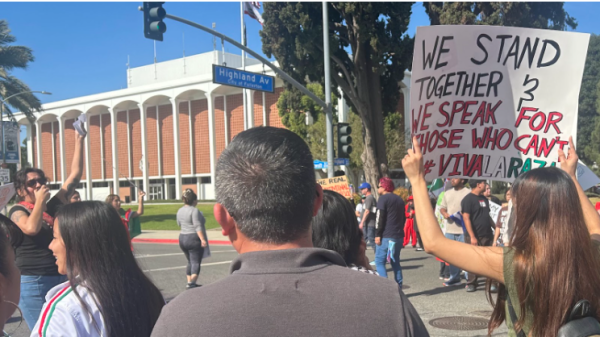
[125,203,219,231]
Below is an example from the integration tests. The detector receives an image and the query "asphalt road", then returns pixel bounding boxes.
[6,243,507,336]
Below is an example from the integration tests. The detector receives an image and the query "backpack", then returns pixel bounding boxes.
[507,292,600,337]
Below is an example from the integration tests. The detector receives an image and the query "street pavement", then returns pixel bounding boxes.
[6,233,508,336]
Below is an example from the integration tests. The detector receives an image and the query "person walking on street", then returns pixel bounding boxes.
[462,179,494,292]
[438,179,470,287]
[374,177,406,286]
[404,196,417,248]
[358,182,377,255]
[8,132,85,329]
[177,189,210,289]
[355,196,364,224]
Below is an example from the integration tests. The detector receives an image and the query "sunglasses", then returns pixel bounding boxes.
[26,178,47,188]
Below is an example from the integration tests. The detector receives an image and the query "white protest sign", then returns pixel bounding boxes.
[489,200,502,224]
[574,160,600,191]
[0,183,15,210]
[410,26,589,182]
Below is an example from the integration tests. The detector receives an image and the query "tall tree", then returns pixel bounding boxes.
[423,2,576,29]
[0,20,42,121]
[580,35,600,165]
[261,2,413,197]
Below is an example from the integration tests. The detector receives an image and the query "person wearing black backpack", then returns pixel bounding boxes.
[402,136,600,337]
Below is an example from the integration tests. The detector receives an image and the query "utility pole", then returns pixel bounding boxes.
[323,2,334,178]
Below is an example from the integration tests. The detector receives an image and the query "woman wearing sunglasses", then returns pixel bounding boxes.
[8,131,85,330]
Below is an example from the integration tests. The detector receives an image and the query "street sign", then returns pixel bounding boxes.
[314,160,327,170]
[0,169,10,183]
[212,65,275,93]
[334,158,349,166]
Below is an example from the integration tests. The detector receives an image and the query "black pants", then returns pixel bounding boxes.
[179,234,205,276]
[464,234,494,286]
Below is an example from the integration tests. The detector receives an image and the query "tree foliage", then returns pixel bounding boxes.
[0,20,42,121]
[424,2,577,30]
[261,2,414,197]
[580,35,600,165]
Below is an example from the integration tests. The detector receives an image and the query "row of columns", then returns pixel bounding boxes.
[24,91,237,201]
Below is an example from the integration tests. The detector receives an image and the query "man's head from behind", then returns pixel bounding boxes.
[214,127,321,248]
[469,179,486,194]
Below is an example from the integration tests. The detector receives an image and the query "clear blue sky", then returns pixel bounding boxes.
[3,1,599,106]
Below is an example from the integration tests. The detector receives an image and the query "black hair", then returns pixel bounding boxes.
[469,179,486,188]
[215,127,316,244]
[0,214,21,302]
[56,201,165,337]
[312,190,362,265]
[182,188,197,206]
[14,167,46,200]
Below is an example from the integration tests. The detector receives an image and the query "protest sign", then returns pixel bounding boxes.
[317,175,352,199]
[410,25,589,182]
[0,183,15,210]
[574,160,600,191]
[489,200,502,223]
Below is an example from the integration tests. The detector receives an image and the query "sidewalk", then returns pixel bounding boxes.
[132,228,231,245]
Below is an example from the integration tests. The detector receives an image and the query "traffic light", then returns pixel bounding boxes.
[337,122,353,159]
[143,2,167,41]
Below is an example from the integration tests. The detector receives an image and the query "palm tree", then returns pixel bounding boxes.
[0,20,42,121]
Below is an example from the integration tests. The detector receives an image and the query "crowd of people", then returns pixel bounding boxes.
[1,126,600,336]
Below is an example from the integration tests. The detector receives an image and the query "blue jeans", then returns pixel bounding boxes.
[444,233,464,282]
[375,238,403,285]
[363,225,376,254]
[20,274,67,329]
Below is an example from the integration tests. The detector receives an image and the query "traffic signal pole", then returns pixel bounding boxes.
[322,2,334,178]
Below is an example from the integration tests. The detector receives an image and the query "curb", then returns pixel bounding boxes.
[132,238,232,245]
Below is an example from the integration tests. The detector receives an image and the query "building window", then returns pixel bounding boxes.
[182,177,197,184]
[47,184,61,190]
[200,177,211,184]
[119,181,131,187]
[150,179,162,184]
[92,182,109,188]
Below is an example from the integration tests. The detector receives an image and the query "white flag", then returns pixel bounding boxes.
[244,2,264,25]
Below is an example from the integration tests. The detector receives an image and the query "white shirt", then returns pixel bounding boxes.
[31,280,105,337]
[355,203,363,222]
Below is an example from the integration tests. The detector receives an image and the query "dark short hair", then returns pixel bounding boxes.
[312,190,362,265]
[182,189,197,206]
[469,179,486,188]
[215,127,316,244]
[14,168,46,200]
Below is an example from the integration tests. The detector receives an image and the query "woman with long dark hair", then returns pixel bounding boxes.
[402,136,600,336]
[312,190,375,274]
[31,201,165,337]
[9,132,85,329]
[177,189,210,289]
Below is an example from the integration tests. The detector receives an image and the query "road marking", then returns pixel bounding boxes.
[143,260,232,272]
[135,250,236,258]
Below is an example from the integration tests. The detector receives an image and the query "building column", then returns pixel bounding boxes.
[26,123,33,167]
[110,108,119,195]
[84,114,93,200]
[223,95,229,147]
[170,98,182,199]
[262,92,267,126]
[207,93,217,189]
[247,90,254,129]
[58,118,67,185]
[188,101,194,174]
[155,105,162,177]
[35,121,43,170]
[138,104,150,197]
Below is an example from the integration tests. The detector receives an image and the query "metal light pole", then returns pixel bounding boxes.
[323,1,334,178]
[0,91,52,165]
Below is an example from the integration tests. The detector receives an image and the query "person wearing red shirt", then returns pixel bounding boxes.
[404,196,417,248]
